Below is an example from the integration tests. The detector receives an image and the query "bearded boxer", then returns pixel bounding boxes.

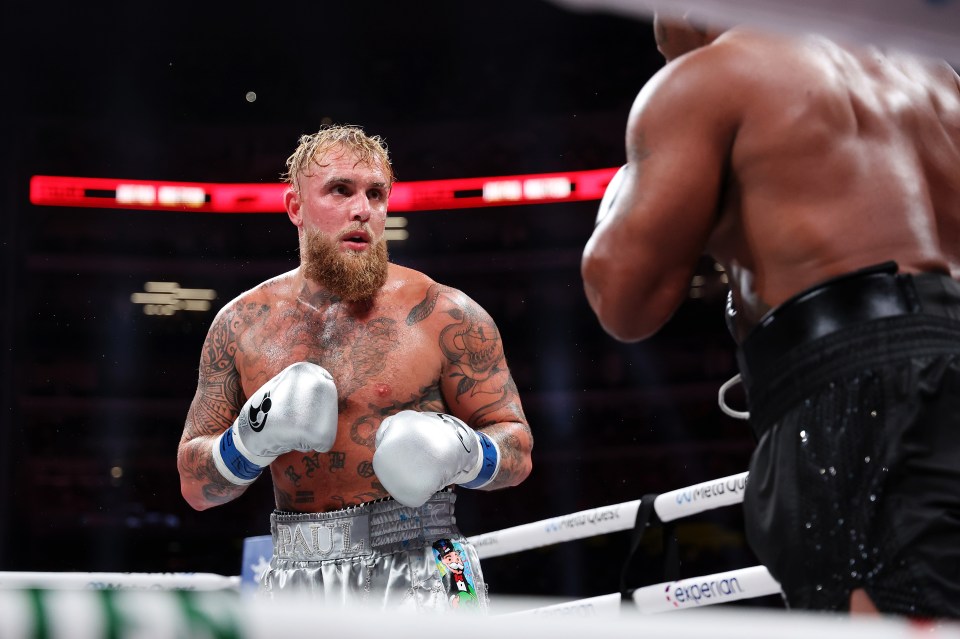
[177,125,533,611]
[582,13,960,618]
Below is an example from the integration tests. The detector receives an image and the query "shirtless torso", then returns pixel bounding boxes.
[583,26,960,342]
[582,20,960,616]
[706,30,960,335]
[180,264,528,512]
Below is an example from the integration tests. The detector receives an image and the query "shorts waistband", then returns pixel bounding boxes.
[270,491,458,561]
[738,262,960,382]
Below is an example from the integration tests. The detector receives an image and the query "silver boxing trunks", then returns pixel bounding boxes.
[259,490,488,613]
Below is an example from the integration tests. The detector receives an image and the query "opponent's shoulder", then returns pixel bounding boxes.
[633,31,764,124]
[929,57,960,98]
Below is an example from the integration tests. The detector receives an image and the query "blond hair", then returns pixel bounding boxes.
[282,124,395,194]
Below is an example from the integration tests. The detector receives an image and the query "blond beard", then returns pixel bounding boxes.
[301,227,389,302]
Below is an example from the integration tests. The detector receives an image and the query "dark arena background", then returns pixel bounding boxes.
[0,0,768,606]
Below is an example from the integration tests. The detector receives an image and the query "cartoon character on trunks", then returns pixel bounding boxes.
[433,538,480,608]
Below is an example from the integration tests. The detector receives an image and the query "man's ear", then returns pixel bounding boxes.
[284,188,303,227]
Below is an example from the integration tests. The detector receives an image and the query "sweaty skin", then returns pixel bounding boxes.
[582,19,960,615]
[178,148,532,512]
[582,25,960,342]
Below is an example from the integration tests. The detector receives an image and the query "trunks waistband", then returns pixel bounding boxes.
[270,491,458,561]
[738,262,960,382]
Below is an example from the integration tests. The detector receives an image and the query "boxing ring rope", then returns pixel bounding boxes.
[4,588,957,639]
[0,472,779,615]
[466,471,783,616]
[470,471,750,559]
[0,572,239,591]
[4,471,960,636]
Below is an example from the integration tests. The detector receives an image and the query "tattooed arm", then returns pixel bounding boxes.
[177,305,248,510]
[426,286,533,490]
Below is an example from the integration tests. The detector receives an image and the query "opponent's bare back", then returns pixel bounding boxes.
[582,25,960,342]
[708,30,960,332]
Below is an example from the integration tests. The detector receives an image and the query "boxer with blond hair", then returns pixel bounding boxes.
[178,124,533,611]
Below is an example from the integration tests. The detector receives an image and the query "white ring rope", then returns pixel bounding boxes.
[0,471,764,616]
[1,588,956,639]
[0,571,239,591]
[510,565,781,617]
[468,471,750,559]
[466,470,781,615]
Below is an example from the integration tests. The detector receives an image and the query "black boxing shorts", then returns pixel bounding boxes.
[736,263,960,618]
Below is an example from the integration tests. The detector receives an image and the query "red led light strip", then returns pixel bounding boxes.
[29,167,619,214]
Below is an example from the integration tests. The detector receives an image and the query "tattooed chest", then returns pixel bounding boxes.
[235,313,428,400]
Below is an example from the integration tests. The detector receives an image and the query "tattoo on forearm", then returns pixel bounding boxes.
[179,443,242,505]
[495,429,529,485]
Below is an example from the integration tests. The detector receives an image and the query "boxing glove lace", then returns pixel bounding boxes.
[373,410,500,507]
[212,361,338,485]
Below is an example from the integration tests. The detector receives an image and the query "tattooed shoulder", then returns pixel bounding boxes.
[405,282,458,326]
[202,301,269,372]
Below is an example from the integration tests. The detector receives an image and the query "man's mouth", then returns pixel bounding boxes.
[340,229,371,249]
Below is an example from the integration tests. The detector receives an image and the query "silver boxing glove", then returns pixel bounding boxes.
[212,361,338,485]
[372,410,501,507]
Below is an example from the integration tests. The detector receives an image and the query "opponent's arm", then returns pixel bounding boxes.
[581,48,740,342]
[372,287,532,507]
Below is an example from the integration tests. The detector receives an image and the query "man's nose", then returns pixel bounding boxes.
[350,196,372,223]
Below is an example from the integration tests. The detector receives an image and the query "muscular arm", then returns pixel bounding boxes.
[416,285,533,490]
[581,48,739,342]
[177,307,247,510]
